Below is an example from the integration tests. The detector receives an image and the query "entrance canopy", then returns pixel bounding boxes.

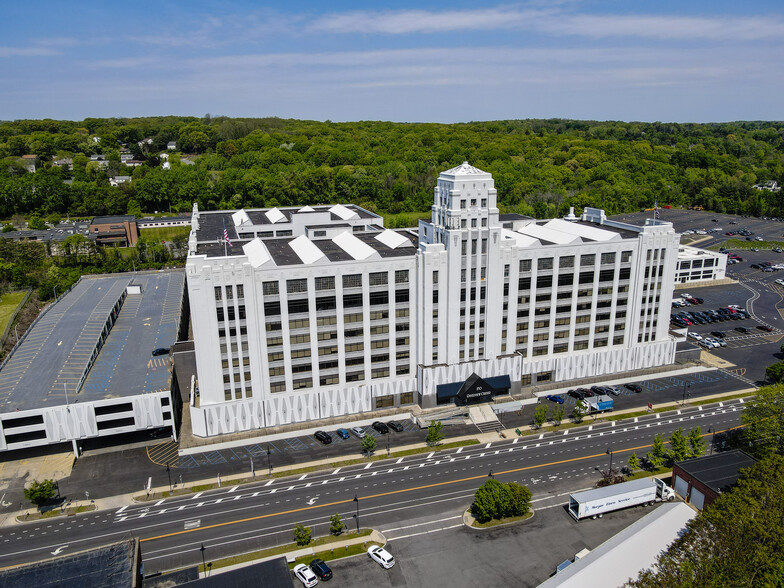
[436,373,511,405]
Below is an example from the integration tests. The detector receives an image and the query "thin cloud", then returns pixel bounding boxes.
[309,6,784,42]
[0,46,61,58]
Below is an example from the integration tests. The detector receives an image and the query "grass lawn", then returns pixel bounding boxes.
[710,238,784,251]
[140,226,190,242]
[381,211,430,228]
[0,290,28,337]
[198,529,374,572]
[470,511,534,528]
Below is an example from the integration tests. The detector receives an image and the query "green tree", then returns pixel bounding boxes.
[765,361,784,383]
[2,223,15,233]
[667,428,691,464]
[740,384,784,458]
[572,401,585,424]
[329,513,345,535]
[292,523,312,546]
[647,434,667,468]
[629,455,784,588]
[533,403,548,429]
[426,420,445,446]
[506,482,533,518]
[550,405,564,426]
[23,479,57,509]
[360,435,376,456]
[687,427,706,459]
[27,214,46,230]
[627,453,639,473]
[471,479,510,523]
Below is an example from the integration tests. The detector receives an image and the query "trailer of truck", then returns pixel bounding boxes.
[568,477,675,521]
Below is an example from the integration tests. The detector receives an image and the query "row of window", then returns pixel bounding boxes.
[260,271,410,296]
[519,251,632,273]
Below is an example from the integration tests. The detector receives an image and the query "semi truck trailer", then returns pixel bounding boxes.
[579,394,614,414]
[568,477,675,521]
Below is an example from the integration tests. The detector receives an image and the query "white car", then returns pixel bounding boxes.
[368,545,395,569]
[680,293,692,299]
[728,305,742,310]
[776,279,784,286]
[293,563,319,587]
[699,340,713,350]
[703,338,721,348]
[350,426,366,439]
[687,332,702,341]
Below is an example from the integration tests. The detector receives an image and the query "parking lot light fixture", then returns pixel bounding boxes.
[353,495,360,532]
[682,382,691,406]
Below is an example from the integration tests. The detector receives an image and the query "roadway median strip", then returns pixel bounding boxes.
[139,420,746,545]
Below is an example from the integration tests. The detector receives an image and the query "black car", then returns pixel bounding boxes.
[624,383,642,393]
[590,385,609,396]
[309,558,333,581]
[576,387,593,397]
[387,421,404,432]
[567,389,585,400]
[372,421,389,434]
[314,431,332,444]
[151,347,170,356]
[735,326,751,333]
[711,331,726,338]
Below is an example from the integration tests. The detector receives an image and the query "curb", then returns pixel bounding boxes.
[462,508,535,531]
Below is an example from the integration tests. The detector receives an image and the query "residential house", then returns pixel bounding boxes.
[167,141,177,150]
[109,176,132,187]
[753,180,781,192]
[90,215,139,246]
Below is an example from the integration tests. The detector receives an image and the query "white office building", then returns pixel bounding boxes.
[675,245,727,284]
[185,163,680,437]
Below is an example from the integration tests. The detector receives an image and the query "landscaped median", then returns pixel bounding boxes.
[194,528,385,574]
[16,503,95,522]
[134,439,480,502]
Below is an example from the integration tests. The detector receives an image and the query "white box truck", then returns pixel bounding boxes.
[568,477,675,521]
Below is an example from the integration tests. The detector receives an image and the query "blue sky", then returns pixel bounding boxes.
[2,1,783,122]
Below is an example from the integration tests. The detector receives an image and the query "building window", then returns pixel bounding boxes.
[601,252,616,265]
[315,276,335,291]
[538,258,553,271]
[519,259,532,272]
[521,374,532,386]
[343,274,362,289]
[262,281,279,296]
[581,254,595,266]
[536,371,553,382]
[214,286,222,301]
[369,272,388,286]
[395,270,409,284]
[621,251,632,263]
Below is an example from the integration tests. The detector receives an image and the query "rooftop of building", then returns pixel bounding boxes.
[0,271,184,412]
[677,245,724,259]
[0,538,140,588]
[90,215,137,225]
[674,449,757,494]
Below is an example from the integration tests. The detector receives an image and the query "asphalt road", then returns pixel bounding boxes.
[0,398,745,575]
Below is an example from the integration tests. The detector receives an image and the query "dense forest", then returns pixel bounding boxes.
[1,116,784,221]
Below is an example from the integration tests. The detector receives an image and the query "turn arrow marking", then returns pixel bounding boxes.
[306,496,319,506]
[51,545,69,555]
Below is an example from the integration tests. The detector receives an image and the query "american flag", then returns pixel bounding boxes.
[223,221,232,246]
[654,199,660,220]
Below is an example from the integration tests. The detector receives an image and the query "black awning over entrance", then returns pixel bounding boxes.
[436,373,511,405]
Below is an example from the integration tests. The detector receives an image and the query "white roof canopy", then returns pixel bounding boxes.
[329,204,359,221]
[298,205,315,213]
[517,224,582,245]
[375,229,411,249]
[333,231,378,260]
[544,219,620,242]
[242,239,272,268]
[231,209,251,227]
[289,235,326,264]
[265,207,286,224]
[501,228,540,248]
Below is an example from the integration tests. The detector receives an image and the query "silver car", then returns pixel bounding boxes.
[350,426,366,439]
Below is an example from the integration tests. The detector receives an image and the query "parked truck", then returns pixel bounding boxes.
[568,477,675,521]
[579,394,614,414]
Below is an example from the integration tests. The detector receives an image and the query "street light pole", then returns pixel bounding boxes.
[166,463,172,492]
[353,495,360,533]
[267,446,272,477]
[708,427,715,456]
[606,448,613,476]
[386,434,390,457]
[682,382,691,406]
[199,544,206,575]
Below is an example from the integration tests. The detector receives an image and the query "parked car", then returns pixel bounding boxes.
[368,545,395,569]
[350,427,366,439]
[758,325,774,332]
[576,387,594,397]
[335,428,350,440]
[735,326,752,334]
[711,331,726,338]
[387,421,404,433]
[776,279,784,286]
[687,332,703,341]
[314,431,332,445]
[545,394,565,404]
[624,383,642,393]
[372,421,389,434]
[309,558,333,581]
[567,389,585,400]
[293,563,319,587]
[607,385,624,396]
[151,347,170,356]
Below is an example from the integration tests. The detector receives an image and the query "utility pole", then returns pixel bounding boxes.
[353,495,360,533]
